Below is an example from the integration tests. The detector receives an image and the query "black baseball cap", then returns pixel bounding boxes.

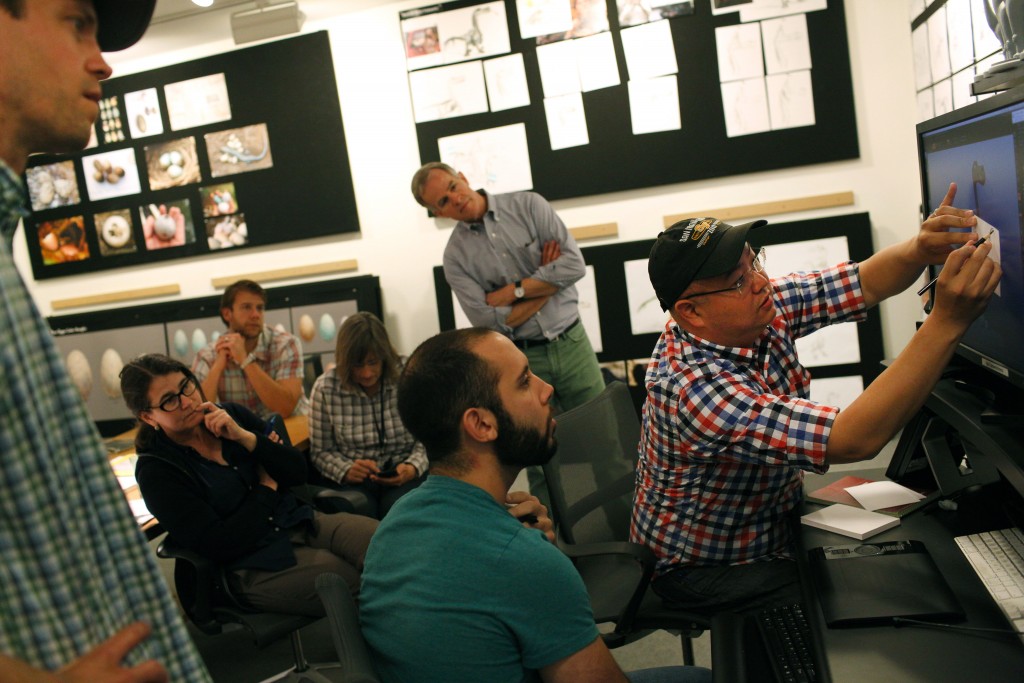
[94,0,157,52]
[648,217,767,310]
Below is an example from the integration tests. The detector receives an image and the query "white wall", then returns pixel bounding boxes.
[15,0,924,360]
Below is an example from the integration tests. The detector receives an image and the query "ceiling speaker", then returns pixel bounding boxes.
[231,1,305,45]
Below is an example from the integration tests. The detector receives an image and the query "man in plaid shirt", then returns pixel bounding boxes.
[632,198,1000,614]
[193,279,309,419]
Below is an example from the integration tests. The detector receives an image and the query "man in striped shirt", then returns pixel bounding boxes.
[632,201,999,614]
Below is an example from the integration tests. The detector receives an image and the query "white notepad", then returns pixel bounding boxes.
[801,504,900,540]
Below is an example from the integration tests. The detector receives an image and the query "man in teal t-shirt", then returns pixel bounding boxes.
[360,328,711,683]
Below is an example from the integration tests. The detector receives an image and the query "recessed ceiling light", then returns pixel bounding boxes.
[192,0,214,7]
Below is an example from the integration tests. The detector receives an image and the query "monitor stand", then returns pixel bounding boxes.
[952,377,1024,425]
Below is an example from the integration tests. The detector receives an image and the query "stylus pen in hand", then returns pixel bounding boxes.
[916,228,995,297]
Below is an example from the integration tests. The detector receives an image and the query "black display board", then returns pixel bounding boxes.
[408,0,858,202]
[24,31,358,280]
[434,213,882,389]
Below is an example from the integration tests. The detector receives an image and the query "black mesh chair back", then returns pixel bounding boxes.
[545,380,638,546]
[542,381,709,664]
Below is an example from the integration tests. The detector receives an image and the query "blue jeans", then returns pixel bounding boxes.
[627,665,712,683]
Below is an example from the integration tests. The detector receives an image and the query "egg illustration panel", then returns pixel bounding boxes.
[100,348,124,399]
[164,315,223,365]
[298,314,315,342]
[289,300,359,355]
[319,313,336,342]
[65,350,93,401]
[172,328,189,357]
[51,324,168,422]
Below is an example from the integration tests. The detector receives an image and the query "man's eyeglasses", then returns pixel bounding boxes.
[150,378,199,412]
[684,247,767,299]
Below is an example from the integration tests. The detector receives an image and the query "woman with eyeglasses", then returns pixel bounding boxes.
[119,353,377,617]
[309,312,428,518]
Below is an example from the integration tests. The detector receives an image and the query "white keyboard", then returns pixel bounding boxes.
[954,527,1024,641]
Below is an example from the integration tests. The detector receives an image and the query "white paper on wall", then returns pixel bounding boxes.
[927,7,952,82]
[624,258,669,335]
[544,92,590,150]
[761,14,812,75]
[766,70,815,130]
[621,20,679,81]
[438,123,534,194]
[716,23,765,83]
[409,61,490,123]
[721,77,771,137]
[484,53,532,111]
[628,76,681,135]
[809,375,863,411]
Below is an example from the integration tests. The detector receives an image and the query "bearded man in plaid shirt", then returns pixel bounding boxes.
[632,197,999,615]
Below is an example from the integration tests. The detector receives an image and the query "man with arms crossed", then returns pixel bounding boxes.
[193,278,309,419]
[633,191,1000,613]
[0,0,207,680]
[411,162,604,412]
[359,327,710,683]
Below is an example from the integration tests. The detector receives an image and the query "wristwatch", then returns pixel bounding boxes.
[513,280,525,300]
[239,352,256,369]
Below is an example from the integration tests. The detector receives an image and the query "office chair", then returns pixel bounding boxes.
[156,537,337,683]
[315,573,381,683]
[542,381,710,665]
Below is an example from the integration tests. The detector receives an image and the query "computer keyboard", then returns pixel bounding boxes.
[755,603,821,683]
[954,527,1024,641]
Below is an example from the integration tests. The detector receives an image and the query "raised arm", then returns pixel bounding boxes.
[827,238,1000,463]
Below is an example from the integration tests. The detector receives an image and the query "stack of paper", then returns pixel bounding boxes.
[801,504,900,540]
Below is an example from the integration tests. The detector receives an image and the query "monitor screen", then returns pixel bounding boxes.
[918,87,1024,392]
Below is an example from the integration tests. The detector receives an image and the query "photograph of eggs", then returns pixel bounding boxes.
[26,160,81,211]
[204,123,274,178]
[138,198,196,251]
[38,216,91,265]
[144,137,202,191]
[200,182,239,217]
[82,147,142,202]
[205,213,248,250]
[92,208,138,257]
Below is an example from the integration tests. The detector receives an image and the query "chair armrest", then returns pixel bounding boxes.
[559,540,657,572]
[157,537,221,632]
[560,540,658,635]
[315,573,381,683]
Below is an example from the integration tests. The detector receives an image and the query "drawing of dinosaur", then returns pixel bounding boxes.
[444,6,490,57]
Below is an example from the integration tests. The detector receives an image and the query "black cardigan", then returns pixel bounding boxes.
[135,403,313,571]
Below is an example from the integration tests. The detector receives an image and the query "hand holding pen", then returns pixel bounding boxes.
[917,227,996,296]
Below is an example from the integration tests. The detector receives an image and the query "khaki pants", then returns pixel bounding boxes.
[231,511,378,617]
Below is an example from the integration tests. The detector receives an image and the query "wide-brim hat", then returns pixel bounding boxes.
[95,0,157,52]
[648,217,767,310]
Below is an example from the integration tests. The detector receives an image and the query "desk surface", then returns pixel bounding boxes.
[800,468,1024,682]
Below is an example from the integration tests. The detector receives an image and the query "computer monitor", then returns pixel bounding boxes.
[917,87,1024,412]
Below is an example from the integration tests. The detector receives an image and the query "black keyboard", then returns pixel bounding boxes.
[755,603,820,683]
